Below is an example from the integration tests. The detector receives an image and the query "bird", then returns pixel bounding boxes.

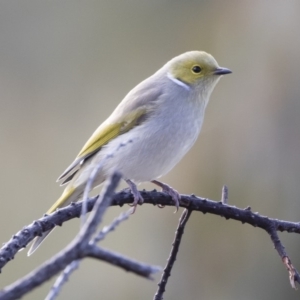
[28,51,231,255]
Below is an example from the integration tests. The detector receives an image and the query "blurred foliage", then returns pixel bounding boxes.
[1,1,300,299]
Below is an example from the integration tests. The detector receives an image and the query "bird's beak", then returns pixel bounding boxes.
[213,67,232,75]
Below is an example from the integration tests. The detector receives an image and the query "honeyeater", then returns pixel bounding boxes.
[28,51,231,255]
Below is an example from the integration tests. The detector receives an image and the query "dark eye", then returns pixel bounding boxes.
[192,65,202,73]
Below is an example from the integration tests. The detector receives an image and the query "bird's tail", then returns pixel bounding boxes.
[27,185,78,256]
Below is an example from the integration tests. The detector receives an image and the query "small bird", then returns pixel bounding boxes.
[28,51,231,255]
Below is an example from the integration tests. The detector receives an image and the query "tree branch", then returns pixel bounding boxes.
[1,190,300,290]
[45,208,134,300]
[45,260,80,300]
[0,173,160,300]
[154,209,192,300]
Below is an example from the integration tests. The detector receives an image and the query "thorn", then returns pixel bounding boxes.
[221,185,228,204]
[13,243,20,249]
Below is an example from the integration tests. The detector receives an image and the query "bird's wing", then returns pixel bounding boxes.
[57,107,148,184]
[79,105,152,159]
[57,75,164,185]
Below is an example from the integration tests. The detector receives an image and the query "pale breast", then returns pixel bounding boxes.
[95,88,206,183]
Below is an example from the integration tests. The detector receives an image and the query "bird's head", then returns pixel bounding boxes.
[167,51,231,94]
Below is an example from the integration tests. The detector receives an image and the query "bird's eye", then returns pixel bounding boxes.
[192,65,202,73]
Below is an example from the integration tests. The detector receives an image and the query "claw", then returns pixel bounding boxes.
[126,179,144,213]
[151,180,180,212]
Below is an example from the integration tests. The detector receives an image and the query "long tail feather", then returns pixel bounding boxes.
[27,230,52,256]
[27,186,77,256]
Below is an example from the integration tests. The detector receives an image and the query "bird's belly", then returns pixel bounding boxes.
[96,111,203,183]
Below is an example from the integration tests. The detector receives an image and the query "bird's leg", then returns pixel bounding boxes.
[125,179,144,213]
[151,180,180,212]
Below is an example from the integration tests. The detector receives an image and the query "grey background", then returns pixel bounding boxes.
[1,1,300,299]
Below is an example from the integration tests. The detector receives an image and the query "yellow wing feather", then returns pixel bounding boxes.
[77,108,147,159]
[58,107,148,184]
[77,123,122,158]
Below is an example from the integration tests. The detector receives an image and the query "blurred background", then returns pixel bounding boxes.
[0,1,300,299]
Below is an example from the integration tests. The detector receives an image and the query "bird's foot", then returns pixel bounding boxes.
[126,179,144,213]
[151,180,180,212]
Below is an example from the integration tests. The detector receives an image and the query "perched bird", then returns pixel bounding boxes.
[28,51,231,255]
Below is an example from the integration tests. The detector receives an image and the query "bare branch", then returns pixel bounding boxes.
[45,260,80,300]
[92,208,133,244]
[1,190,300,291]
[265,225,300,288]
[0,173,160,300]
[154,209,192,300]
[45,207,134,300]
[86,245,160,277]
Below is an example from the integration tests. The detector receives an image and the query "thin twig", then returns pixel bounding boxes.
[266,225,300,288]
[92,208,133,244]
[154,209,192,300]
[45,260,80,300]
[86,245,160,277]
[81,139,132,225]
[78,175,117,245]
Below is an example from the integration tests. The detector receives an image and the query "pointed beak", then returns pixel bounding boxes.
[213,67,232,75]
